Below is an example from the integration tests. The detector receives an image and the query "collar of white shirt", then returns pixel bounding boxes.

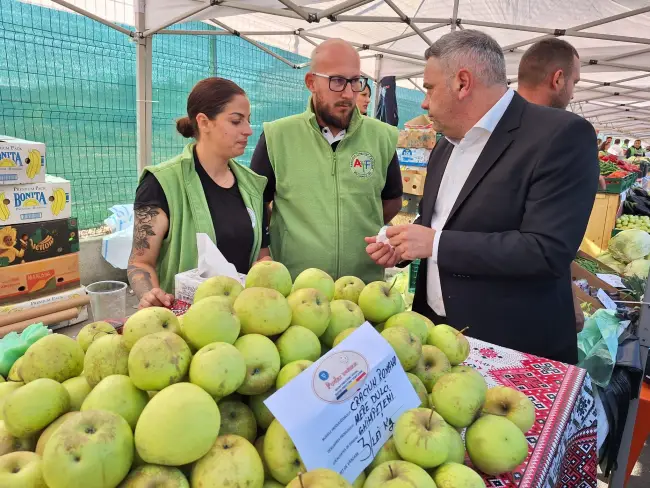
[445,88,515,147]
[321,126,346,145]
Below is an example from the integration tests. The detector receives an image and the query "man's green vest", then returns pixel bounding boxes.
[141,143,267,294]
[629,146,644,157]
[264,100,398,283]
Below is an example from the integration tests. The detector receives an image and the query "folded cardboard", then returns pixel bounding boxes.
[0,136,46,185]
[397,148,431,167]
[0,286,88,329]
[401,169,426,196]
[404,115,433,129]
[0,253,80,304]
[0,175,71,225]
[0,217,79,268]
[398,129,436,149]
[175,268,246,304]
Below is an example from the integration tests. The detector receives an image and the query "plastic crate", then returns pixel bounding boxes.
[599,173,636,194]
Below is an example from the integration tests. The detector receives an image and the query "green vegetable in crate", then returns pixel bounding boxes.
[597,252,626,274]
[616,214,650,232]
[624,259,650,280]
[608,229,650,263]
[574,257,600,275]
[599,161,619,176]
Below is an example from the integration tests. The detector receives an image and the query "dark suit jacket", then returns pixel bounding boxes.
[411,92,599,364]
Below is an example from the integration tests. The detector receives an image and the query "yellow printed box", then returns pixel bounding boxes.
[0,253,80,304]
[0,136,46,185]
[0,175,71,225]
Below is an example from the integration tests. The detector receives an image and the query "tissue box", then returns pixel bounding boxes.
[0,286,88,329]
[397,148,431,167]
[398,129,436,149]
[0,217,79,268]
[0,253,80,304]
[175,268,246,304]
[0,136,46,184]
[0,175,71,225]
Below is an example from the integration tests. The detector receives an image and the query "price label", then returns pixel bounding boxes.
[596,273,625,288]
[597,288,618,310]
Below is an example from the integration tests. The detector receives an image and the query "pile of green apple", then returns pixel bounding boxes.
[0,261,536,488]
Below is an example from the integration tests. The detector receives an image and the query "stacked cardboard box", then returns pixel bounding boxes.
[0,136,84,326]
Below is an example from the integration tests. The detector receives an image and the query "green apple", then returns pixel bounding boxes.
[76,321,116,352]
[0,420,35,456]
[194,275,244,305]
[0,383,23,420]
[358,281,404,324]
[235,334,281,395]
[246,261,293,297]
[234,288,293,336]
[61,376,91,411]
[333,328,357,347]
[248,389,276,430]
[275,326,321,366]
[81,374,148,430]
[263,419,305,484]
[135,383,220,466]
[465,415,528,475]
[444,424,465,464]
[191,434,264,488]
[384,312,429,345]
[7,358,22,382]
[122,307,181,350]
[83,334,130,387]
[366,437,401,473]
[427,324,470,365]
[218,400,258,443]
[432,462,484,488]
[182,296,241,349]
[42,410,133,488]
[3,378,70,438]
[352,471,366,487]
[189,342,246,399]
[20,334,84,383]
[364,460,436,488]
[393,408,450,469]
[321,300,365,347]
[254,435,270,478]
[286,468,352,487]
[292,268,335,300]
[334,276,365,303]
[411,345,451,392]
[35,412,77,456]
[482,386,536,433]
[430,371,487,428]
[320,341,331,356]
[450,365,485,388]
[263,481,284,488]
[276,360,313,389]
[0,451,46,487]
[406,373,429,408]
[411,312,435,334]
[381,326,422,371]
[287,288,331,337]
[128,331,192,391]
[119,464,189,487]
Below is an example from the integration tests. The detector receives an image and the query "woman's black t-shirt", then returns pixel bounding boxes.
[134,149,269,274]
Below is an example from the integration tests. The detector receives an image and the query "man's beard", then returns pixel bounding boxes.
[549,86,570,110]
[314,97,355,130]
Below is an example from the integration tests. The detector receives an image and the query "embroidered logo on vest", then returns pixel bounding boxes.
[350,152,375,178]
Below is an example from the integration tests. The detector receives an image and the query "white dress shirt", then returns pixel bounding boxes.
[608,144,624,158]
[427,89,515,316]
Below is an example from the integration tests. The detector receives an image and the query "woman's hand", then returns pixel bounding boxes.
[139,287,175,309]
[254,248,272,265]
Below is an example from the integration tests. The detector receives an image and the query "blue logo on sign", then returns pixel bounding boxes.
[319,371,329,381]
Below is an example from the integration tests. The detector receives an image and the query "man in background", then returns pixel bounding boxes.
[622,139,630,151]
[608,138,625,158]
[356,84,372,115]
[627,139,645,158]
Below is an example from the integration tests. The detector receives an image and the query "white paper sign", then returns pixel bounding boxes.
[596,273,625,288]
[264,323,421,483]
[597,289,618,310]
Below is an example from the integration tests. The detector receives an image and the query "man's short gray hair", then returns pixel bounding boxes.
[425,30,507,86]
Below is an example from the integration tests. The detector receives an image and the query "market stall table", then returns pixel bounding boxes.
[101,300,598,488]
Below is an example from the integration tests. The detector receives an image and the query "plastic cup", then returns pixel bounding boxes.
[86,281,127,321]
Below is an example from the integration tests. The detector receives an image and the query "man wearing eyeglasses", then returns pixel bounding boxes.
[250,38,402,282]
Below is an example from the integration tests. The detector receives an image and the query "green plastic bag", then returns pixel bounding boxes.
[0,323,50,377]
[577,309,621,388]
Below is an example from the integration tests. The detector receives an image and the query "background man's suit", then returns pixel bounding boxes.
[411,93,599,364]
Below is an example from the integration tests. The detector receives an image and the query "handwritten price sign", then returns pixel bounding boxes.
[265,323,420,483]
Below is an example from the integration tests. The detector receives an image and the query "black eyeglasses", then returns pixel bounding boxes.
[312,73,369,92]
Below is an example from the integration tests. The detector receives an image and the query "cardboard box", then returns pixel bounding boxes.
[0,136,46,185]
[0,253,80,304]
[401,169,426,196]
[0,286,88,329]
[175,268,246,304]
[0,175,71,225]
[397,148,431,167]
[398,129,436,149]
[0,217,79,268]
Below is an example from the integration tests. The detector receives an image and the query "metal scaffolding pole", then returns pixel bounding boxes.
[371,23,449,47]
[142,1,218,37]
[383,0,433,46]
[304,32,425,61]
[135,5,152,174]
[276,0,313,22]
[317,0,376,20]
[373,55,383,118]
[50,0,133,36]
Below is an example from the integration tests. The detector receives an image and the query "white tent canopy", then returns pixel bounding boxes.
[25,0,650,164]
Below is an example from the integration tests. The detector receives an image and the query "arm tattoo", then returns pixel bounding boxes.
[127,265,154,299]
[133,205,159,257]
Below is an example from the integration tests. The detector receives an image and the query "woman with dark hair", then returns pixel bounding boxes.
[356,84,372,116]
[128,77,269,308]
[599,140,611,156]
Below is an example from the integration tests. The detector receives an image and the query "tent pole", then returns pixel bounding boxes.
[135,5,152,174]
[575,74,650,93]
[373,54,383,118]
[219,1,303,19]
[451,0,460,31]
[372,23,448,47]
[334,15,450,23]
[408,78,425,94]
[594,60,650,73]
[317,0,376,20]
[49,0,133,36]
[156,30,296,35]
[142,1,218,37]
[383,0,433,45]
[304,32,425,61]
[276,0,313,22]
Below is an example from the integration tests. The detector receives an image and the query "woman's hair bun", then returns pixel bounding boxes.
[176,116,195,138]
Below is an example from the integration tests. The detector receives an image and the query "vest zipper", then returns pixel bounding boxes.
[332,145,341,279]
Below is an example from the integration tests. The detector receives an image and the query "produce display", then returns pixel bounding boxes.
[0,262,537,488]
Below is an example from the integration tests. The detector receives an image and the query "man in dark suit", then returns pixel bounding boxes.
[366,30,599,364]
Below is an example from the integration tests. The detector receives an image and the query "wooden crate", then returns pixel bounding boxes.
[580,193,622,257]
[401,169,426,196]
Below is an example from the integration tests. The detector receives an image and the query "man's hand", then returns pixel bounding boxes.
[138,287,175,309]
[598,175,606,190]
[365,237,402,268]
[386,224,436,261]
[254,255,273,264]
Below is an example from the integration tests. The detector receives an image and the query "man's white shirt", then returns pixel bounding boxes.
[608,144,624,158]
[426,89,515,316]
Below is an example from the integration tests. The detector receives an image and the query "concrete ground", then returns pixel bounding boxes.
[598,440,649,487]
